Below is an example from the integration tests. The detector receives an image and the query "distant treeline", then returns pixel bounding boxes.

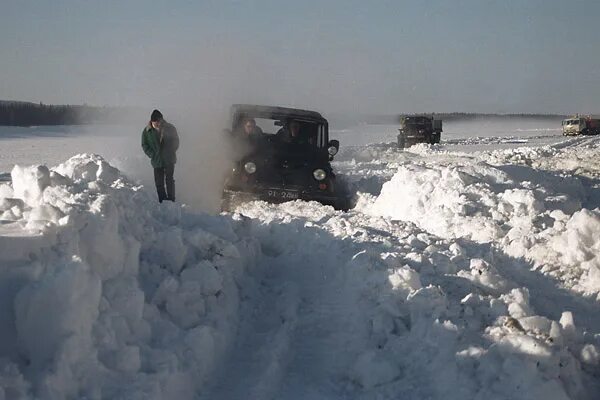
[431,112,567,121]
[361,112,567,125]
[1,100,571,127]
[0,101,143,126]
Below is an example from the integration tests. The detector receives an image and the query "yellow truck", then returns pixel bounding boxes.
[562,115,600,136]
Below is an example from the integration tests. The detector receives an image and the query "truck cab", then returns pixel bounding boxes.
[397,115,442,148]
[562,117,583,136]
[562,115,600,136]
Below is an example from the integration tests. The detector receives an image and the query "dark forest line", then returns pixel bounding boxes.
[359,112,567,125]
[0,100,570,127]
[0,101,143,126]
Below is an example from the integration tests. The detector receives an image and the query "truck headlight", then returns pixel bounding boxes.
[244,162,257,174]
[313,169,326,181]
[328,146,338,156]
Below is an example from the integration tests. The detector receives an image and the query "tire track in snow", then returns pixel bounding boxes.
[552,135,600,150]
[274,250,367,399]
[199,258,301,400]
[199,221,373,399]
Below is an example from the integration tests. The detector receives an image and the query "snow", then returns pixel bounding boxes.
[0,154,260,399]
[0,120,599,399]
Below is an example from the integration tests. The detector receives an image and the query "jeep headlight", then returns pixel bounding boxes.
[313,168,326,181]
[244,162,257,174]
[328,146,338,156]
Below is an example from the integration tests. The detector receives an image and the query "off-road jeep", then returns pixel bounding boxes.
[221,104,349,211]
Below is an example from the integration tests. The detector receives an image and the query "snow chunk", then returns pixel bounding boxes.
[184,325,221,377]
[181,261,223,296]
[407,285,448,320]
[559,311,578,341]
[54,153,119,184]
[351,350,401,389]
[150,227,187,274]
[387,265,422,296]
[15,262,101,367]
[11,165,51,207]
[580,344,599,366]
[501,288,532,318]
[0,183,14,199]
[458,258,510,293]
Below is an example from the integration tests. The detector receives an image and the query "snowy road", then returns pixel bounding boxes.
[1,124,599,399]
[199,133,600,399]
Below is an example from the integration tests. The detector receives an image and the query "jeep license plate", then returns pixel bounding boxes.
[266,189,299,200]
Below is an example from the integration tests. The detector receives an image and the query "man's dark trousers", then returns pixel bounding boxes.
[154,164,175,202]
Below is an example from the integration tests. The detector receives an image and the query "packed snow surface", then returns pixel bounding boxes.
[0,123,599,399]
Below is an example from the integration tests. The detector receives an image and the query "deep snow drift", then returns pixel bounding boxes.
[0,155,261,399]
[1,130,600,399]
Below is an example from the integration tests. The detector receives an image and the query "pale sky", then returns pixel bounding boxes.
[1,0,599,114]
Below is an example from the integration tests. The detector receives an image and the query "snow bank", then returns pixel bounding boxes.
[483,139,600,181]
[0,154,259,399]
[367,159,587,242]
[363,145,600,299]
[233,201,597,399]
[507,208,600,298]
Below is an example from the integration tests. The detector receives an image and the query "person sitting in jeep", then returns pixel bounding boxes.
[230,117,266,159]
[240,117,265,143]
[276,119,310,146]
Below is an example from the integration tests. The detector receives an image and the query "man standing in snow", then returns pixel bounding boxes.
[141,109,179,202]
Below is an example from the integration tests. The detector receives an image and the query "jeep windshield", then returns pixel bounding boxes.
[248,118,326,148]
[234,117,327,152]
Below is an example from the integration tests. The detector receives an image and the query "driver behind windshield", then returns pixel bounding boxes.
[276,119,309,145]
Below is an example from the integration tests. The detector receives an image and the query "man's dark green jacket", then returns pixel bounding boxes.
[141,121,179,168]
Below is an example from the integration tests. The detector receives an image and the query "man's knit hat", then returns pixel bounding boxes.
[150,109,163,122]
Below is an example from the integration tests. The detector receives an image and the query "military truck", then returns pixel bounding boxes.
[562,115,600,136]
[397,115,442,148]
[221,104,350,211]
